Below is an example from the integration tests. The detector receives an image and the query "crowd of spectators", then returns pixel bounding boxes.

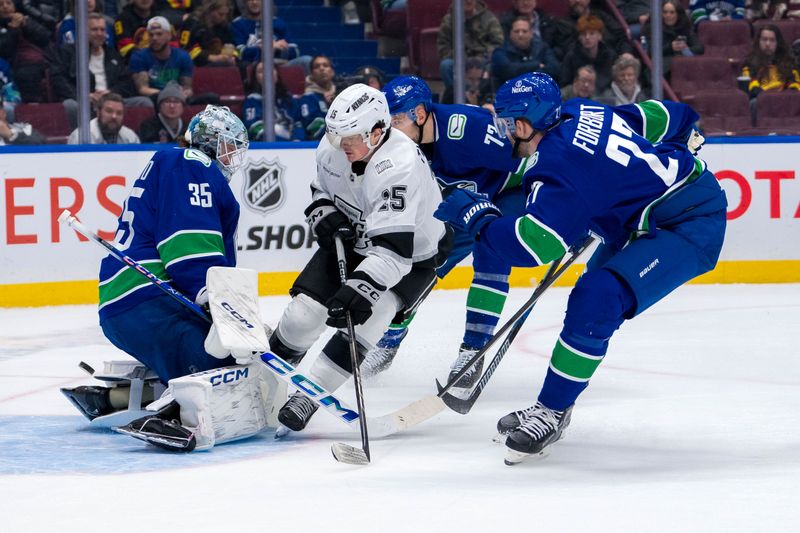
[3,0,800,145]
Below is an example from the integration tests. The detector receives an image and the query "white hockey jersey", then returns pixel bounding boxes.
[312,130,446,291]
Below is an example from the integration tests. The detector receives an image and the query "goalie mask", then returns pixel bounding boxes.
[185,105,249,181]
[324,84,391,160]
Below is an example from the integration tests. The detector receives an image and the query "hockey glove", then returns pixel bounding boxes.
[305,200,356,249]
[434,187,501,240]
[326,272,386,328]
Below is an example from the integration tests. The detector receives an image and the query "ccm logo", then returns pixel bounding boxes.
[222,301,255,329]
[210,367,249,386]
[356,282,381,302]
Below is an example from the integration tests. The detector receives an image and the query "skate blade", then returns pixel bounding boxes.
[504,447,548,466]
[331,442,370,465]
[274,425,293,440]
[113,426,195,452]
[492,432,506,444]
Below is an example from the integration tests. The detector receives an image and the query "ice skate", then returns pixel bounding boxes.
[504,403,572,465]
[361,328,408,377]
[60,385,115,421]
[277,392,319,432]
[496,405,541,437]
[114,401,196,452]
[447,343,484,392]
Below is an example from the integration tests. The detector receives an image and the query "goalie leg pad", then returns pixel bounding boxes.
[169,362,287,450]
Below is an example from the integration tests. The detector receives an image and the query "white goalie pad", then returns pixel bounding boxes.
[167,363,287,450]
[206,267,269,355]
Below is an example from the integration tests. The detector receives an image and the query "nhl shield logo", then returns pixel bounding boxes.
[242,158,286,214]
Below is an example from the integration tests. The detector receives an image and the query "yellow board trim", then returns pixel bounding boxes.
[2,260,799,308]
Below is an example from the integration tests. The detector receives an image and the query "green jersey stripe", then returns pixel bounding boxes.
[636,100,670,143]
[550,337,604,381]
[99,260,167,306]
[157,230,224,267]
[466,285,508,314]
[515,215,568,265]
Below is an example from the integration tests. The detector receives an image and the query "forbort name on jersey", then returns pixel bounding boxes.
[572,103,605,155]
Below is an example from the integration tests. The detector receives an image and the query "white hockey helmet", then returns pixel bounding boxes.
[324,84,391,154]
[185,105,249,181]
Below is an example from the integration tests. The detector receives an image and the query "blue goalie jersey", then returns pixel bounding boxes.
[482,99,714,267]
[427,102,525,199]
[98,147,240,321]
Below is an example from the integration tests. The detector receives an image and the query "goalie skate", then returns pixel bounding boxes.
[503,403,572,465]
[113,402,196,452]
[277,392,319,432]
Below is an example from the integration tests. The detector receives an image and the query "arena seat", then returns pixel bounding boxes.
[670,56,737,102]
[122,106,155,134]
[15,103,71,143]
[689,90,751,136]
[753,91,800,135]
[406,0,451,79]
[192,66,246,106]
[277,64,306,96]
[370,0,406,39]
[538,0,570,18]
[697,20,753,68]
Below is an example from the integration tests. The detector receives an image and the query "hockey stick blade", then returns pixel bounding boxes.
[331,442,370,465]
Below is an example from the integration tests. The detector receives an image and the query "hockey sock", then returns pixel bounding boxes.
[376,314,415,349]
[463,272,509,349]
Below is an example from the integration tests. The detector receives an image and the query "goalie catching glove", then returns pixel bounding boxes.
[305,199,356,249]
[434,186,502,240]
[326,272,386,328]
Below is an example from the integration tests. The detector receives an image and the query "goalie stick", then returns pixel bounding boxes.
[436,234,597,414]
[57,210,398,439]
[329,234,371,466]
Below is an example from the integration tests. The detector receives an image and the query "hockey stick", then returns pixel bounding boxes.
[329,234,371,465]
[58,210,398,438]
[373,234,597,429]
[436,234,597,414]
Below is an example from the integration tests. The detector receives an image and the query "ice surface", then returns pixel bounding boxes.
[1,285,798,532]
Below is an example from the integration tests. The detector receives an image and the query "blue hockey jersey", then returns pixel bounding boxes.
[481,99,710,267]
[427,102,525,200]
[98,147,239,321]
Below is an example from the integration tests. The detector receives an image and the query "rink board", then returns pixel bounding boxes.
[1,139,799,307]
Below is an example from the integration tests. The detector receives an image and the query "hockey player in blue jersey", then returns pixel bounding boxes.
[434,72,727,464]
[61,105,250,421]
[366,75,526,388]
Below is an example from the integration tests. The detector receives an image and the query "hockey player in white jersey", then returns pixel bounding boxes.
[268,83,451,432]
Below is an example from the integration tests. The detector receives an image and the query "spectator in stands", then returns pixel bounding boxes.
[0,0,52,102]
[297,54,336,140]
[560,14,618,92]
[746,0,800,20]
[352,65,386,89]
[689,1,746,26]
[500,0,574,60]
[0,93,44,144]
[242,61,301,141]
[437,0,504,96]
[741,24,800,100]
[129,16,194,103]
[642,0,703,78]
[597,53,648,104]
[232,0,309,70]
[0,57,20,121]
[115,0,174,59]
[67,91,140,144]
[18,0,63,32]
[178,0,237,67]
[59,0,115,47]
[616,1,651,39]
[560,64,601,100]
[491,16,560,87]
[568,0,632,55]
[139,81,186,143]
[51,12,153,129]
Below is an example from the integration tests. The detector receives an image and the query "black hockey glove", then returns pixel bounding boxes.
[305,200,356,249]
[326,272,386,328]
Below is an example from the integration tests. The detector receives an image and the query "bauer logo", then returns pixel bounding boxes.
[242,158,286,214]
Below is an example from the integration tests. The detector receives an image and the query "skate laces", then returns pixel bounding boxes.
[286,393,317,419]
[450,345,479,375]
[517,402,563,440]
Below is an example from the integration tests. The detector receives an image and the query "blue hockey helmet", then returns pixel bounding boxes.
[494,72,562,138]
[382,75,433,116]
